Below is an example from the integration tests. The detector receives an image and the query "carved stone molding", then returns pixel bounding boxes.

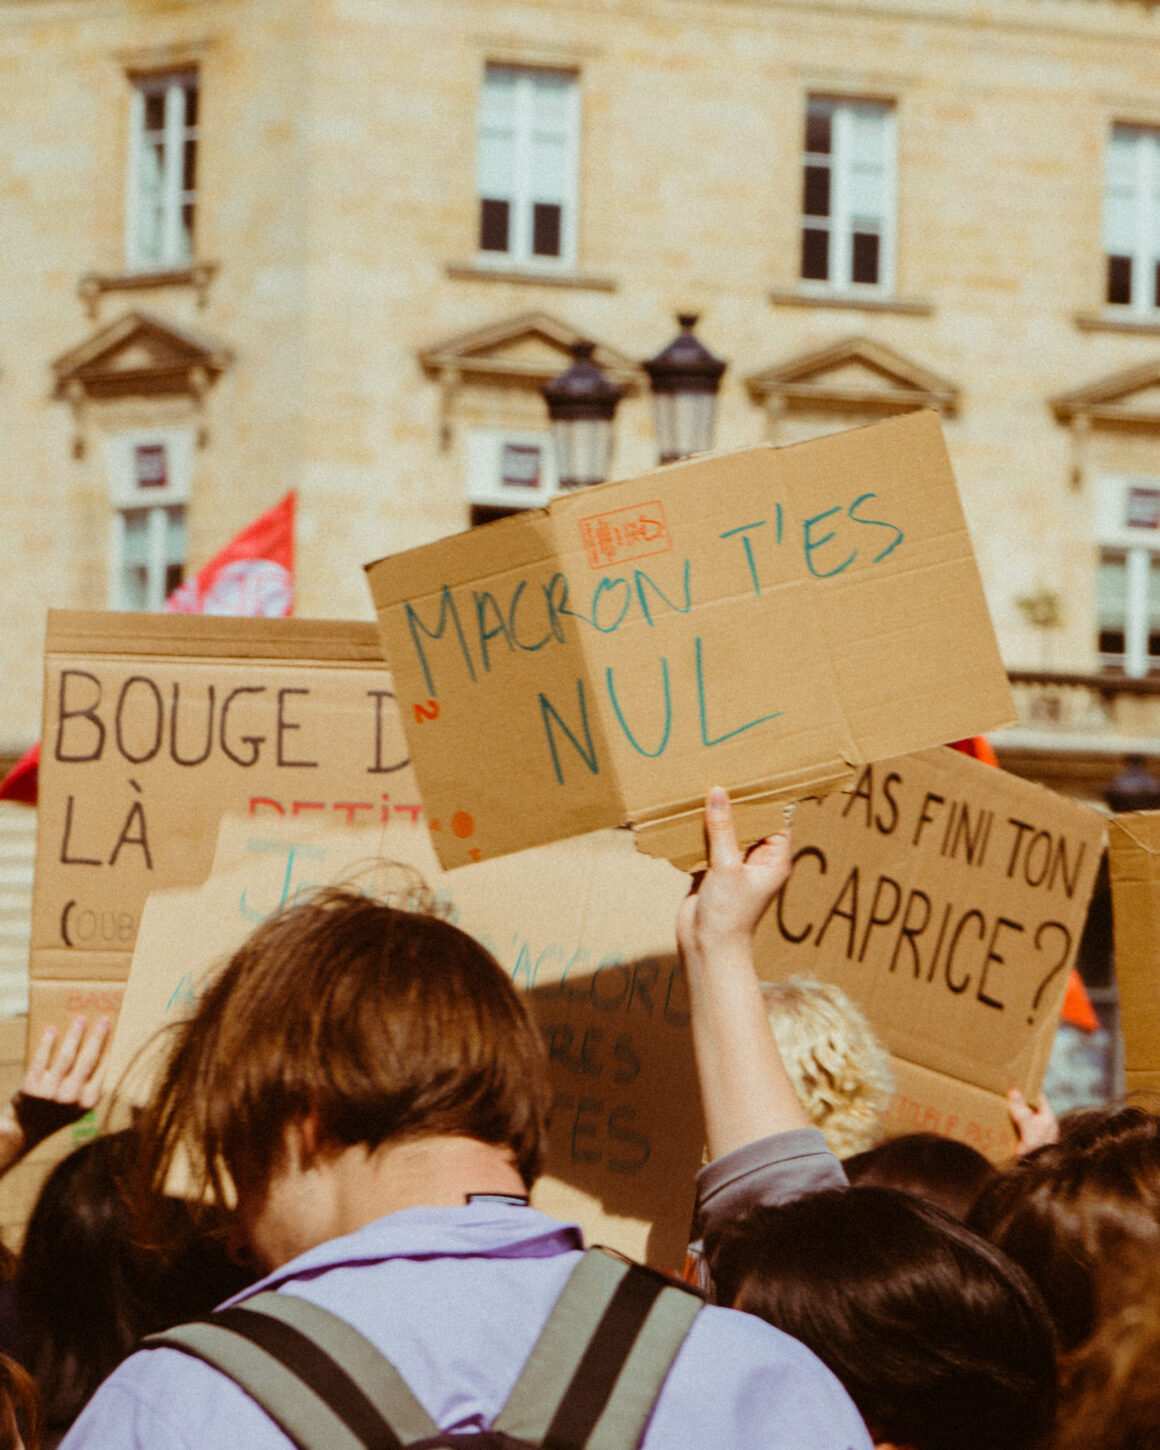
[1051,358,1160,489]
[419,310,639,448]
[746,334,959,430]
[77,263,219,319]
[51,310,231,457]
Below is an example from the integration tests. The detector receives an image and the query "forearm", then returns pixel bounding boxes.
[684,936,809,1160]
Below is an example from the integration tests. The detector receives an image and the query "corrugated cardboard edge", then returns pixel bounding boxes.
[45,609,384,663]
[1108,811,1160,1085]
[630,762,855,872]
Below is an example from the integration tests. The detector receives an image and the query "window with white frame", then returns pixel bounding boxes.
[103,429,193,610]
[800,96,896,291]
[476,65,580,269]
[466,427,559,525]
[1096,475,1160,675]
[127,71,199,270]
[1103,124,1160,312]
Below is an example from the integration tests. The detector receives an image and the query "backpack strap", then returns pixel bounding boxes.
[493,1247,703,1450]
[144,1248,702,1450]
[144,1289,440,1450]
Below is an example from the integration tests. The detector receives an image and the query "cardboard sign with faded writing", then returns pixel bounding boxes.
[366,411,1014,873]
[30,611,421,1052]
[111,817,697,1268]
[1107,811,1160,1097]
[755,747,1106,1159]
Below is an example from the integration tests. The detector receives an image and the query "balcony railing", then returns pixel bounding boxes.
[1003,669,1160,748]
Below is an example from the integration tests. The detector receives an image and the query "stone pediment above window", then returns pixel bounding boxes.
[51,311,231,457]
[420,311,639,447]
[1051,360,1160,489]
[52,310,231,403]
[746,335,960,418]
[1052,359,1160,427]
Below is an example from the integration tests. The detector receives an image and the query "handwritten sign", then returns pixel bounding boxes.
[111,817,697,1268]
[754,747,1106,1159]
[366,411,1014,873]
[29,612,421,1055]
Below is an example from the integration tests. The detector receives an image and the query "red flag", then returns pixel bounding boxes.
[0,744,39,805]
[165,492,295,617]
[2,494,297,807]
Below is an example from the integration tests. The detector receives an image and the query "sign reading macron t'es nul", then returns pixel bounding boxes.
[365,411,1015,872]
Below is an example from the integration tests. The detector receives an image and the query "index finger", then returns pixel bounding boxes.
[704,787,743,870]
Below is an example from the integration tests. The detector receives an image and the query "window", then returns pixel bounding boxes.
[466,427,559,525]
[103,429,193,609]
[476,65,579,269]
[800,96,895,291]
[118,501,187,610]
[1096,476,1160,674]
[127,71,198,270]
[1103,124,1160,312]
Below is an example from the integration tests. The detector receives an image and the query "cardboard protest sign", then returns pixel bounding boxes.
[30,611,421,1053]
[755,747,1106,1159]
[111,817,697,1268]
[1107,812,1160,1096]
[366,411,1014,873]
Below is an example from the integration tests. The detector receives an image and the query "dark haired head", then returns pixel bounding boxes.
[708,1186,1056,1450]
[0,1350,41,1450]
[968,1104,1160,1353]
[16,1130,252,1431]
[844,1132,998,1221]
[134,887,551,1233]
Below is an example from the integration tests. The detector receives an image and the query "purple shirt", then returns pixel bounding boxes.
[60,1201,870,1450]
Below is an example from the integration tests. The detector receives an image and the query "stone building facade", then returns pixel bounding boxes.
[0,0,1154,1182]
[4,0,1160,816]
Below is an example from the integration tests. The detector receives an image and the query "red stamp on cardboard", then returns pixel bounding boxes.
[579,502,672,570]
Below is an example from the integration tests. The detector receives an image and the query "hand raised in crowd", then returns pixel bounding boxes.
[677,786,793,967]
[0,1014,110,1174]
[679,787,808,1159]
[1006,1086,1061,1157]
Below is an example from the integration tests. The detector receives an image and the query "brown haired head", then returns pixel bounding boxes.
[134,887,550,1233]
[1055,1257,1160,1450]
[0,1350,42,1450]
[968,1104,1160,1353]
[844,1132,999,1222]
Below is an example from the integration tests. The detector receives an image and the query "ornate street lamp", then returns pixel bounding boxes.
[1103,753,1160,813]
[541,341,625,489]
[643,313,727,464]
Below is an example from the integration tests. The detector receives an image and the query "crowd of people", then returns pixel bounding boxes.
[0,787,1153,1448]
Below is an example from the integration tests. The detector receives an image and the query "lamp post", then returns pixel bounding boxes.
[541,341,625,489]
[1103,753,1160,813]
[643,313,727,464]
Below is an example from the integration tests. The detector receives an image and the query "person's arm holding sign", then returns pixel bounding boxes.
[679,788,846,1238]
[678,788,806,1155]
[0,1015,109,1175]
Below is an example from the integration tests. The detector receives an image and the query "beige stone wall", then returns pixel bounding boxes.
[0,0,1156,1238]
[3,0,1160,757]
[0,0,315,751]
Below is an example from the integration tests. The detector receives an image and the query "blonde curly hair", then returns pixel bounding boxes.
[762,977,894,1159]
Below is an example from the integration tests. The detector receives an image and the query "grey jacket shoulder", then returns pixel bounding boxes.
[696,1128,847,1237]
